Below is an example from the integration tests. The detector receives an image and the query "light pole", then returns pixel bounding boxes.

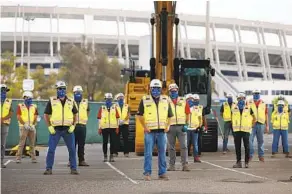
[24,16,35,78]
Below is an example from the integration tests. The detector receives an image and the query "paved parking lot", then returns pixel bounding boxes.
[2,135,292,194]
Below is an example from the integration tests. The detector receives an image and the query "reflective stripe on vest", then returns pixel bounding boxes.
[50,97,74,126]
[169,97,186,125]
[223,102,232,122]
[189,105,203,129]
[250,100,266,124]
[143,95,169,130]
[75,99,88,125]
[272,112,289,130]
[232,105,252,133]
[1,98,12,124]
[116,104,129,125]
[100,105,118,129]
[18,104,37,126]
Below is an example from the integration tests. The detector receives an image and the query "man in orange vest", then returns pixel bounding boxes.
[16,91,38,163]
[1,84,13,168]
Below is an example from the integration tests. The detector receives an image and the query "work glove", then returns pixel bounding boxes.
[116,128,119,134]
[98,128,102,135]
[24,123,30,130]
[48,126,56,135]
[68,125,75,133]
[29,125,35,131]
[119,120,124,125]
[182,124,188,132]
[202,126,208,133]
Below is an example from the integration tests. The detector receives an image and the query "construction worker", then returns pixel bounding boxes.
[271,100,291,158]
[72,85,90,166]
[232,92,255,168]
[137,79,173,181]
[43,81,78,175]
[167,83,190,172]
[220,93,235,154]
[97,93,120,162]
[188,94,207,163]
[249,89,269,162]
[16,91,38,163]
[1,84,13,168]
[272,94,290,117]
[185,93,194,156]
[114,93,130,157]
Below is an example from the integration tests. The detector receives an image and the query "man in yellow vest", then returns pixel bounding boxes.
[137,79,173,181]
[16,91,38,163]
[72,85,90,166]
[187,94,208,163]
[166,83,190,171]
[1,84,13,168]
[114,93,130,157]
[97,93,120,162]
[43,81,78,175]
[220,93,235,154]
[232,92,255,168]
[271,100,291,158]
[248,89,269,162]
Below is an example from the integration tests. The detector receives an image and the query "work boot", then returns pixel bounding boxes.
[67,161,70,167]
[70,169,79,175]
[124,153,129,157]
[244,162,249,168]
[79,161,89,166]
[43,169,52,175]
[167,165,176,171]
[31,158,37,163]
[233,162,242,168]
[109,154,115,162]
[158,174,169,181]
[259,157,264,162]
[16,159,21,163]
[144,174,151,181]
[103,155,108,162]
[194,156,201,163]
[182,164,190,171]
[113,153,118,157]
[271,153,276,158]
[284,152,292,158]
[223,151,227,155]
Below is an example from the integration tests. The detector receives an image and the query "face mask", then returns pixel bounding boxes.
[193,101,199,106]
[105,99,112,108]
[74,92,82,102]
[278,106,284,113]
[57,88,66,98]
[187,100,194,107]
[169,90,178,99]
[1,91,6,102]
[151,87,161,98]
[118,98,124,107]
[24,98,32,106]
[237,99,245,110]
[253,94,260,101]
[227,97,233,104]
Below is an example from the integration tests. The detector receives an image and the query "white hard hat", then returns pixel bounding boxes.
[23,91,33,98]
[252,89,261,94]
[226,93,233,98]
[55,81,67,89]
[104,93,113,99]
[185,93,192,100]
[150,79,162,88]
[278,94,284,100]
[192,94,200,100]
[115,93,124,100]
[168,83,178,91]
[0,84,10,92]
[237,92,246,99]
[277,100,285,106]
[73,85,83,92]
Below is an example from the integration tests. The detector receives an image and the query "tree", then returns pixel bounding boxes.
[1,51,16,86]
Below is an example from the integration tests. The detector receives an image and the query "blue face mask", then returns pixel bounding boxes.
[118,98,124,107]
[74,92,82,102]
[187,99,194,107]
[237,99,245,110]
[278,106,284,113]
[151,87,161,98]
[57,88,66,98]
[253,93,260,101]
[193,101,199,106]
[24,98,32,106]
[105,99,112,108]
[170,90,178,99]
[1,91,6,102]
[227,97,233,104]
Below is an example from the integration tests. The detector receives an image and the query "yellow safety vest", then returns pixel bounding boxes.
[1,98,12,125]
[143,95,169,130]
[50,97,74,127]
[232,105,252,133]
[169,97,186,125]
[116,104,130,125]
[75,99,88,125]
[223,102,232,122]
[271,112,289,130]
[249,100,266,124]
[99,105,119,129]
[18,103,37,127]
[189,105,203,129]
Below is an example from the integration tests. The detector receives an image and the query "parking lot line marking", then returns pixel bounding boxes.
[105,162,138,184]
[4,160,11,166]
[202,160,288,185]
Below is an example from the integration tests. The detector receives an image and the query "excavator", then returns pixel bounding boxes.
[120,1,218,156]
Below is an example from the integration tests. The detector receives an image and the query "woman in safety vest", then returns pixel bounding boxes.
[16,91,38,163]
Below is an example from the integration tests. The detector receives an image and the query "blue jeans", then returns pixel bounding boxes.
[249,122,265,158]
[143,132,167,176]
[223,121,233,151]
[46,130,77,170]
[272,130,289,153]
[189,131,199,157]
